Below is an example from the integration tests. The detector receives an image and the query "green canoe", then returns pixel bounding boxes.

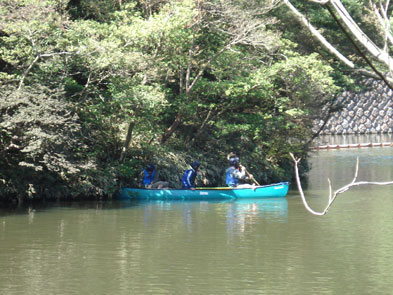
[120,182,289,200]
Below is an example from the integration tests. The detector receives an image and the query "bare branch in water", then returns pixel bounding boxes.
[289,152,393,215]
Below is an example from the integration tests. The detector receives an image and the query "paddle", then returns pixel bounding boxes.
[241,165,261,186]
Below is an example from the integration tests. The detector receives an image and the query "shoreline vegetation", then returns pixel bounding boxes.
[0,0,384,204]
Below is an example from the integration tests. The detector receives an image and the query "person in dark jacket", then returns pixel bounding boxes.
[181,161,200,189]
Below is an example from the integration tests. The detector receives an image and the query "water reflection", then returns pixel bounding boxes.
[227,198,288,220]
[308,147,393,191]
[3,136,393,295]
[225,198,288,236]
[119,198,288,236]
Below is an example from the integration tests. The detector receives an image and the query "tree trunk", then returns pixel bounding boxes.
[159,113,182,144]
[158,36,237,145]
[120,121,135,163]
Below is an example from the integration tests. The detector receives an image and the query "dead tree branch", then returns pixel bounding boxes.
[289,152,393,215]
[283,0,393,85]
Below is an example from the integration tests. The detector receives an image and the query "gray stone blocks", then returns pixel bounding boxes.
[315,78,393,134]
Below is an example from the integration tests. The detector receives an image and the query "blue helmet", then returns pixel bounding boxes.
[229,157,239,167]
[191,161,200,170]
[146,163,155,172]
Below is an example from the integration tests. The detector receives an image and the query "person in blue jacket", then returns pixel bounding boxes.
[225,156,253,187]
[140,164,168,188]
[182,161,200,190]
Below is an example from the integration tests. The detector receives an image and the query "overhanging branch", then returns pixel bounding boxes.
[290,152,393,215]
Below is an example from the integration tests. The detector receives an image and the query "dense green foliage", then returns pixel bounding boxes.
[0,0,346,202]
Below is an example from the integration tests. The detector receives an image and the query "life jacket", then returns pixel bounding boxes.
[226,167,239,187]
[182,168,197,188]
[143,169,155,186]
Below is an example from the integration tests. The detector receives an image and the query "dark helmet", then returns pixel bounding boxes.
[191,160,200,170]
[229,157,239,167]
[146,163,155,172]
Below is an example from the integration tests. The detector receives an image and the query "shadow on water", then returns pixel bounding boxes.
[0,199,141,217]
[120,197,289,222]
[0,197,289,222]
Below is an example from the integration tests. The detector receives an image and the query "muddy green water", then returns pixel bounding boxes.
[1,147,393,294]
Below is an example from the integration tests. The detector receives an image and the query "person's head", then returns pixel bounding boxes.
[190,160,200,171]
[145,163,155,173]
[229,157,239,168]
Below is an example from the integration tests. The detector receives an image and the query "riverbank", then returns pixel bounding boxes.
[313,133,393,149]
[313,142,393,150]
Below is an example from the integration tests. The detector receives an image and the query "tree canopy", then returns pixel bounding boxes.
[0,0,355,201]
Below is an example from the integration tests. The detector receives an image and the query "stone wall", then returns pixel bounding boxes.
[315,79,393,134]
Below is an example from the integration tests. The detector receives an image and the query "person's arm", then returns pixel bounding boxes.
[183,170,195,189]
[182,170,189,188]
[232,168,246,180]
[139,171,144,188]
[190,170,197,189]
[152,170,159,183]
[239,166,247,179]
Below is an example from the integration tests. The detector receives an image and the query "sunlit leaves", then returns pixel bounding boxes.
[0,0,72,85]
[0,0,346,198]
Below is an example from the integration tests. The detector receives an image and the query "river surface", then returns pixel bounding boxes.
[1,145,393,294]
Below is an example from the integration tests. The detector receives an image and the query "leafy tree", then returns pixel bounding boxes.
[0,85,117,200]
[156,0,283,144]
[0,0,344,200]
[0,0,73,88]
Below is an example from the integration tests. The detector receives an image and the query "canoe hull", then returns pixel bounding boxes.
[120,182,289,200]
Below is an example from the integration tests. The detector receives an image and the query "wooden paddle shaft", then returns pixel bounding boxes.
[243,168,260,186]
